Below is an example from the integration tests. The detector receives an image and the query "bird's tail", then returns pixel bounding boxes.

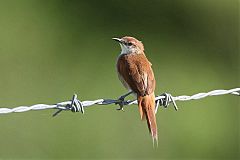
[138,93,158,146]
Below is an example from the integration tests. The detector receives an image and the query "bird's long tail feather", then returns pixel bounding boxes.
[138,93,158,146]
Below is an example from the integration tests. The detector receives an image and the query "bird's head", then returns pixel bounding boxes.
[112,36,144,54]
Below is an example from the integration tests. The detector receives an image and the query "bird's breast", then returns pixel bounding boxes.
[116,54,131,91]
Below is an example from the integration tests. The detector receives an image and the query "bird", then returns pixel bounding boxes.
[113,36,158,144]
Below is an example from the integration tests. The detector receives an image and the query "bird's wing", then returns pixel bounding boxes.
[117,54,155,96]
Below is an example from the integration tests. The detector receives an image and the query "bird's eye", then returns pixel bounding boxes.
[127,42,132,46]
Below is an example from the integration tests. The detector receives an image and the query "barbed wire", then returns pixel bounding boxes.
[0,87,239,116]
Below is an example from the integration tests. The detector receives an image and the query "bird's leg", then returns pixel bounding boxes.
[119,91,133,101]
[116,91,133,111]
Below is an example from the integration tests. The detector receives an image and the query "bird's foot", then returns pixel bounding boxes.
[115,91,133,112]
[116,95,125,111]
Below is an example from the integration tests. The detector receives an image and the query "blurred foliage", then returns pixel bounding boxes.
[0,0,239,159]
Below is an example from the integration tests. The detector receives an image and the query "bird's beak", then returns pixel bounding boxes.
[112,38,122,43]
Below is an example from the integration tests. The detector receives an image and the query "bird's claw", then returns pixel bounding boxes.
[115,96,125,111]
[116,106,125,111]
[115,91,133,112]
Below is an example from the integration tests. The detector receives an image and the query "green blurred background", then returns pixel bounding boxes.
[0,0,239,159]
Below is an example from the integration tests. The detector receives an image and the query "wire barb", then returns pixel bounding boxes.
[154,93,178,114]
[0,87,239,115]
[52,94,84,117]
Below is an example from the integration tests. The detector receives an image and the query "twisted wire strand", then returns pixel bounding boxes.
[0,88,239,115]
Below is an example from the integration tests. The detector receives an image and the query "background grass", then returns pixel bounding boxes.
[0,0,239,159]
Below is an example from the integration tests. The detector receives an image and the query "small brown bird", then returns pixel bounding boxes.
[113,36,158,143]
